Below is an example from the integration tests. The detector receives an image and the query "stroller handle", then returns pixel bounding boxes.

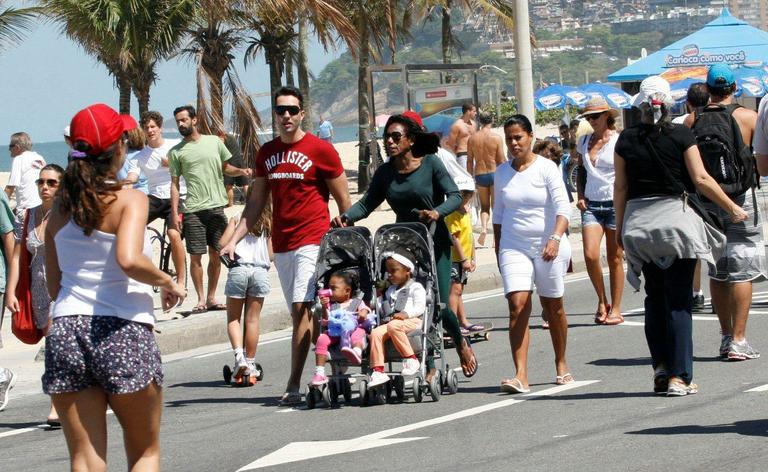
[410,209,437,237]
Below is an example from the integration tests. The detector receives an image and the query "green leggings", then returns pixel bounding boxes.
[426,244,464,370]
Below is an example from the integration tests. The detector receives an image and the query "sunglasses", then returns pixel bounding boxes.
[275,105,301,116]
[383,131,404,143]
[36,178,59,187]
[585,113,605,121]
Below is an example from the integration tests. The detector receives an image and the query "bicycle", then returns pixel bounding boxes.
[147,219,187,293]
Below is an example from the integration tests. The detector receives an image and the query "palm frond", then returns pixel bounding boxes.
[0,5,39,51]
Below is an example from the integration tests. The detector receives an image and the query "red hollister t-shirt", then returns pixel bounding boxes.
[255,133,344,253]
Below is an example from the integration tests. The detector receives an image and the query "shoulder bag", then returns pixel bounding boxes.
[12,210,43,345]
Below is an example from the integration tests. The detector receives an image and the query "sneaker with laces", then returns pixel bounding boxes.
[245,363,260,386]
[653,367,668,395]
[667,378,698,396]
[310,372,328,386]
[401,358,420,376]
[233,354,248,380]
[340,346,362,365]
[728,340,760,361]
[692,294,705,310]
[368,371,390,389]
[719,335,733,358]
[0,368,17,412]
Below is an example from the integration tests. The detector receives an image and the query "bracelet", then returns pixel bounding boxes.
[548,234,562,243]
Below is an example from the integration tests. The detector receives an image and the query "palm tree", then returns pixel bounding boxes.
[0,2,39,53]
[41,0,194,114]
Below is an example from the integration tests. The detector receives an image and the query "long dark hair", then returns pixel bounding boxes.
[384,114,439,157]
[60,142,123,236]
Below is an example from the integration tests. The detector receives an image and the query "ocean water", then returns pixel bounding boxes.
[2,125,360,172]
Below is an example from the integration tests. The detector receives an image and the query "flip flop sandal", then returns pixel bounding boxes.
[603,315,624,325]
[278,391,302,406]
[459,342,478,378]
[190,305,208,315]
[556,373,574,385]
[206,303,227,311]
[500,378,530,394]
[467,324,486,332]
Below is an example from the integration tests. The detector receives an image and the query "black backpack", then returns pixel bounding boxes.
[691,103,757,196]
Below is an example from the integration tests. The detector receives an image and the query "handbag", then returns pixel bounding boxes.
[644,136,725,232]
[11,210,43,345]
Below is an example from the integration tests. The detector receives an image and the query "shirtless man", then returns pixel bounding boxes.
[445,103,477,169]
[466,111,505,246]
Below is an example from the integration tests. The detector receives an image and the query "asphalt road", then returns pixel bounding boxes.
[2,273,768,471]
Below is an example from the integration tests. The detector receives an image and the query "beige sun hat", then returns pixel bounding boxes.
[576,96,620,120]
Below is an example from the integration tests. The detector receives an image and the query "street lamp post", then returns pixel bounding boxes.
[513,0,535,128]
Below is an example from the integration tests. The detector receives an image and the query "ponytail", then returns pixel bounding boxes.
[59,142,122,236]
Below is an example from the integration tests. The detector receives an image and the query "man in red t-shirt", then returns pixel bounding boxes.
[221,86,351,405]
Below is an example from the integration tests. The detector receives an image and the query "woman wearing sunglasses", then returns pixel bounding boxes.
[337,112,478,381]
[5,163,65,426]
[575,97,625,325]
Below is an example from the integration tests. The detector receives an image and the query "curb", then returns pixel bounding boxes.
[155,259,589,356]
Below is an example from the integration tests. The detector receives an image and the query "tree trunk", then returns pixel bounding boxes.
[285,55,295,86]
[268,53,283,137]
[388,0,397,64]
[134,82,150,116]
[357,2,371,192]
[209,70,225,130]
[441,0,452,65]
[298,17,312,132]
[117,73,132,115]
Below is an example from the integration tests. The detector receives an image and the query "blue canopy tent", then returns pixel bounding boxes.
[608,9,768,84]
[533,84,589,110]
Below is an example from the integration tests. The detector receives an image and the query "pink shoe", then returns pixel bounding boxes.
[309,372,328,386]
[341,347,362,365]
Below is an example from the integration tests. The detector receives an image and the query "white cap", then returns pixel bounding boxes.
[631,75,674,108]
[63,125,70,137]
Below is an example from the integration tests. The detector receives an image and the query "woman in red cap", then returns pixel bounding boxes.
[44,103,186,470]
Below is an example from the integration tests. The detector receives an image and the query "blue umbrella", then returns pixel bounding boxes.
[669,78,704,104]
[580,82,633,109]
[731,66,767,97]
[534,84,589,111]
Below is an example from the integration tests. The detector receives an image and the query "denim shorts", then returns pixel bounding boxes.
[43,316,163,395]
[581,200,617,230]
[225,264,271,299]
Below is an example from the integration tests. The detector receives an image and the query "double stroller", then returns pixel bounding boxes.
[305,223,459,409]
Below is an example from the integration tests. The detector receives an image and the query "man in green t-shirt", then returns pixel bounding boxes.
[0,193,18,411]
[169,105,252,314]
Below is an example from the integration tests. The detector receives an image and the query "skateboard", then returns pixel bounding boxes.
[444,322,493,348]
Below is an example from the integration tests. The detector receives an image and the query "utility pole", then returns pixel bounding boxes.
[513,0,534,127]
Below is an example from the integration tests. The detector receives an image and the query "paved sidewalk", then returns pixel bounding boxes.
[0,175,602,398]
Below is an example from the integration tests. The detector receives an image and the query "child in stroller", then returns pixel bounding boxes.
[310,270,376,386]
[368,250,427,388]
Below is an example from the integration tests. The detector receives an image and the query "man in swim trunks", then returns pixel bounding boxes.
[467,111,505,246]
[444,103,477,169]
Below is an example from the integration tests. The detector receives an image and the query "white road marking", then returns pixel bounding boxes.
[0,410,113,440]
[237,380,599,470]
[744,384,768,393]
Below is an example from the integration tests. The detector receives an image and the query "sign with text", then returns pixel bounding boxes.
[664,44,747,68]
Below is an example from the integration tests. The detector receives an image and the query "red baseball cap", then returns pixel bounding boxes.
[402,110,425,129]
[69,103,137,156]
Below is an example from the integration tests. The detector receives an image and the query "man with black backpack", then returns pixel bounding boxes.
[689,64,764,361]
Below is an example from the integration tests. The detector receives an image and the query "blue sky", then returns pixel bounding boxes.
[0,2,345,143]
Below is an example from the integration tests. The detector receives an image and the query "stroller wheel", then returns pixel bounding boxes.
[393,376,405,401]
[222,365,232,385]
[328,380,340,405]
[255,363,264,381]
[343,379,353,403]
[428,371,441,402]
[412,378,423,403]
[358,379,369,406]
[306,386,317,410]
[443,367,459,395]
[321,384,333,408]
[374,386,387,405]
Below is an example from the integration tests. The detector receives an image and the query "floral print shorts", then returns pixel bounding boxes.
[43,316,163,395]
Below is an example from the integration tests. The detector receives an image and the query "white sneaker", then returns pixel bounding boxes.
[368,371,390,389]
[233,354,248,378]
[401,358,421,376]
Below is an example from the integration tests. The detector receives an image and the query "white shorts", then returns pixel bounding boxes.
[274,245,319,307]
[498,238,571,298]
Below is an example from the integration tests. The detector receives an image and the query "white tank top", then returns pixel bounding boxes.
[52,220,156,325]
[235,233,271,268]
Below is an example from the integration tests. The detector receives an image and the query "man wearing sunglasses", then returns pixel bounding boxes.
[169,105,252,314]
[221,86,351,406]
[5,132,46,219]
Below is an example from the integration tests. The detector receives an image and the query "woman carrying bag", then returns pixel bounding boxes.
[614,76,747,396]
